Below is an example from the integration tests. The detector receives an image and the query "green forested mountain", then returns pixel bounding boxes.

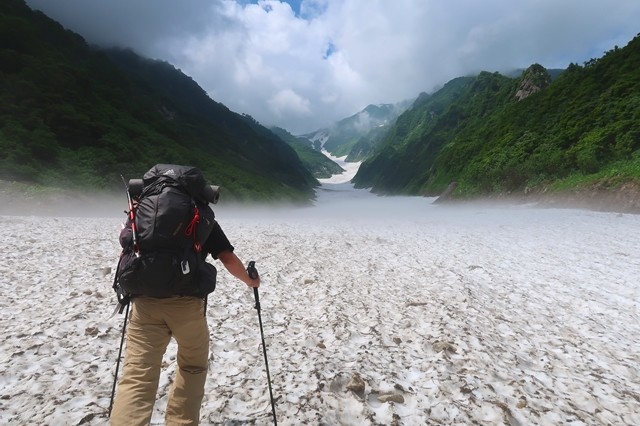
[344,124,391,162]
[269,127,344,179]
[0,0,317,202]
[303,102,411,159]
[354,35,640,198]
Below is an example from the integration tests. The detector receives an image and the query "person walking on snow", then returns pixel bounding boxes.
[110,165,260,426]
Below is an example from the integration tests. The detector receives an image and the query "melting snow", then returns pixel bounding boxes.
[1,184,639,425]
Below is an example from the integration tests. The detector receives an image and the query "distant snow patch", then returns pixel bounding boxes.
[319,151,361,184]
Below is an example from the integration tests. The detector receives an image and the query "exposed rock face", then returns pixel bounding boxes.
[533,181,640,214]
[466,181,640,215]
[515,64,551,101]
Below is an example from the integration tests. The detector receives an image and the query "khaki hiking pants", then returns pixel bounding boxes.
[111,296,209,426]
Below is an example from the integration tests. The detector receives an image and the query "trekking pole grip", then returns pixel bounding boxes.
[247,261,260,310]
[247,261,258,279]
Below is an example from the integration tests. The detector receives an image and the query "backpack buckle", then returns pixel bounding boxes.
[181,259,191,275]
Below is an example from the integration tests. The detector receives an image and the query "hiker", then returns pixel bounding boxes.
[110,165,260,426]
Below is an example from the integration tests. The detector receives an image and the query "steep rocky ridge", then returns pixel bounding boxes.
[515,64,552,101]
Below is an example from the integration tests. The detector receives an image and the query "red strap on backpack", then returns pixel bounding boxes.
[185,206,202,252]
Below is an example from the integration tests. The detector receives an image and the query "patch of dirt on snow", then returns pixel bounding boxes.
[531,181,640,214]
[442,181,640,215]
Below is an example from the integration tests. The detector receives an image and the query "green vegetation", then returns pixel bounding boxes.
[6,0,637,204]
[345,124,390,162]
[548,152,640,191]
[354,35,640,199]
[0,0,317,202]
[269,127,344,178]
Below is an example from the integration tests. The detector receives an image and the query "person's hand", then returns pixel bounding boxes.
[246,276,260,288]
[246,261,260,288]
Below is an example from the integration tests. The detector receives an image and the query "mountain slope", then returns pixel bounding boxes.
[352,75,486,193]
[0,0,317,202]
[354,36,640,197]
[303,102,411,159]
[269,127,344,179]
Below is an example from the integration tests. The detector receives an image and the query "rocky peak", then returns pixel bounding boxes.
[515,63,551,101]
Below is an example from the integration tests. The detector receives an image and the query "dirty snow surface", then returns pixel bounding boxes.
[1,183,639,425]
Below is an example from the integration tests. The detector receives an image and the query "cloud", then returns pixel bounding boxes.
[24,0,640,134]
[268,89,312,117]
[25,0,218,58]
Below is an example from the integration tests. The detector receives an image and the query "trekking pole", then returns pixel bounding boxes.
[108,302,129,417]
[247,261,277,425]
[108,175,136,416]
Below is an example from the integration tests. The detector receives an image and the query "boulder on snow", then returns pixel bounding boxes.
[346,373,366,394]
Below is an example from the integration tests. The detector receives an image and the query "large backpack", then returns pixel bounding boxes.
[114,164,218,300]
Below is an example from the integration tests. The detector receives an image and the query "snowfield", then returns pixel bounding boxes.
[1,180,639,425]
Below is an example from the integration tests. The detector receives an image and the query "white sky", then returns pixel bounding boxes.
[25,0,640,134]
